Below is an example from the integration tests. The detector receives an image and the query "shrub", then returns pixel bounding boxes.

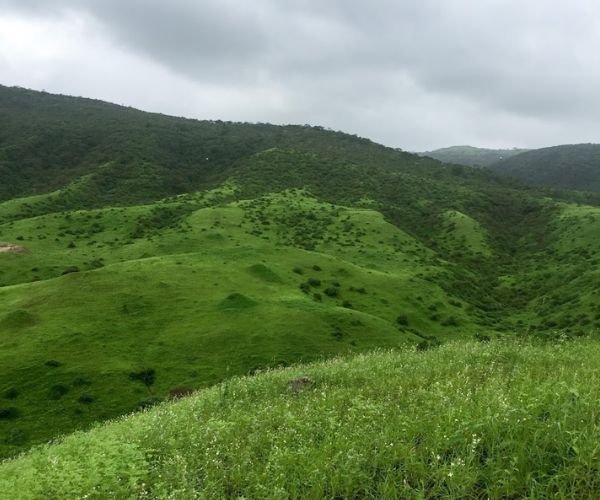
[72,377,91,387]
[292,267,303,275]
[129,369,156,393]
[312,293,322,302]
[308,278,321,287]
[3,388,19,400]
[77,394,96,404]
[324,287,339,298]
[61,266,80,275]
[48,385,69,400]
[441,316,460,327]
[312,265,322,271]
[0,407,20,420]
[396,315,409,326]
[45,360,62,368]
[342,301,353,309]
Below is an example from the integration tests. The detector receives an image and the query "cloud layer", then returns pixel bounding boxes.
[1,0,600,150]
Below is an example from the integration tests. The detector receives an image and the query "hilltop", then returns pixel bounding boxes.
[421,145,530,167]
[489,143,600,192]
[2,86,600,459]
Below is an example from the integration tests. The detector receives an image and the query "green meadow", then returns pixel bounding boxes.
[2,86,600,497]
[2,340,600,498]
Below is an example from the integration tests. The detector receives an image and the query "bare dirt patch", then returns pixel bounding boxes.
[0,243,29,254]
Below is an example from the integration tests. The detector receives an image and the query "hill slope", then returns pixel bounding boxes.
[2,340,600,498]
[490,143,600,192]
[2,85,600,459]
[421,145,530,166]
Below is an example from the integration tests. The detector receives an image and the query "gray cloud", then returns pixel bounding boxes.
[1,0,600,150]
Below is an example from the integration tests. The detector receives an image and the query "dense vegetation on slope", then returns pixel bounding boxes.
[421,145,530,167]
[2,340,600,499]
[2,85,600,460]
[490,143,600,192]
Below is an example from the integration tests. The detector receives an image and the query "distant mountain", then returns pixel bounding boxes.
[422,145,530,167]
[489,143,600,192]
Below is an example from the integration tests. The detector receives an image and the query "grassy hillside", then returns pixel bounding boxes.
[2,340,600,498]
[422,145,529,167]
[2,85,600,461]
[490,143,600,192]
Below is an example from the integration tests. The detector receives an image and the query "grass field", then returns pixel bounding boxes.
[0,189,486,457]
[2,339,600,498]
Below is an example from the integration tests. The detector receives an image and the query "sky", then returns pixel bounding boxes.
[1,0,599,151]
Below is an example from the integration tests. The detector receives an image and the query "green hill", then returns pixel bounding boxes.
[2,85,600,462]
[2,340,600,498]
[490,143,600,192]
[421,145,530,167]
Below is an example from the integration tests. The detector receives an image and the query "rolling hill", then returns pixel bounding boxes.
[489,143,600,192]
[421,145,530,166]
[2,85,600,465]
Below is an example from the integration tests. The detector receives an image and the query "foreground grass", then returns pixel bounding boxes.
[2,340,600,498]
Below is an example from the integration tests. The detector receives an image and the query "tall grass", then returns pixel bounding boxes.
[2,339,600,498]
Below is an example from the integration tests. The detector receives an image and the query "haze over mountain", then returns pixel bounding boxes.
[489,143,600,193]
[422,145,530,167]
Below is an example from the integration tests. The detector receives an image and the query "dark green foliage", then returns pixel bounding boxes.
[0,408,19,420]
[44,360,62,368]
[396,314,409,326]
[441,317,460,327]
[129,369,156,392]
[3,388,19,400]
[490,144,600,193]
[48,385,69,400]
[77,394,95,404]
[307,278,321,287]
[61,266,80,275]
[324,287,339,298]
[3,429,26,445]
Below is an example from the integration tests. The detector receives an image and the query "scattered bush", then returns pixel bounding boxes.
[324,287,339,298]
[45,360,62,368]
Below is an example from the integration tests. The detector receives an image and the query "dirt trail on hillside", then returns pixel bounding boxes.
[0,243,29,254]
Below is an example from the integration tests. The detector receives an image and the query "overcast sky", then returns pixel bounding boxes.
[1,0,599,151]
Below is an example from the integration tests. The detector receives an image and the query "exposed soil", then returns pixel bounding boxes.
[0,243,29,254]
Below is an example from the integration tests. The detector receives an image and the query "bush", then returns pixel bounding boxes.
[48,384,69,400]
[0,407,20,420]
[324,287,339,298]
[308,278,321,287]
[396,315,409,326]
[3,388,19,400]
[441,316,460,327]
[45,360,62,368]
[77,394,96,404]
[61,266,80,275]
